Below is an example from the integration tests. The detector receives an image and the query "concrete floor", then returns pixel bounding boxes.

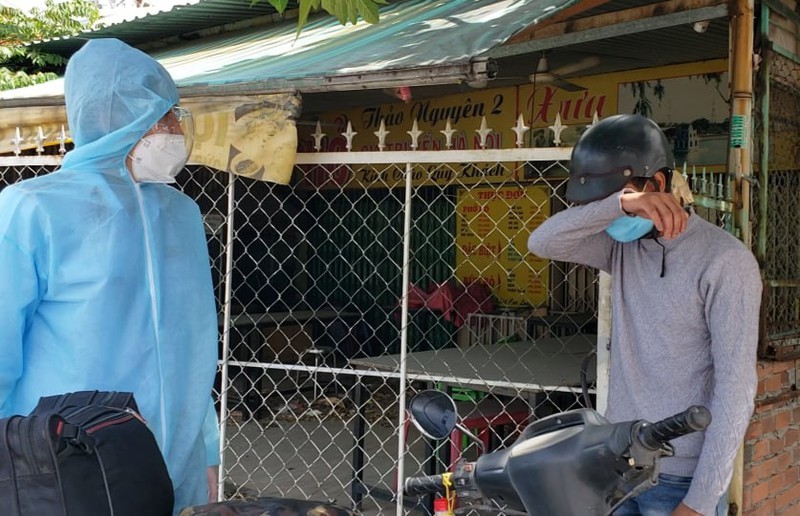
[221,415,434,515]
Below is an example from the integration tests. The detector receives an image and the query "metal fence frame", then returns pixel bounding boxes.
[754,16,800,360]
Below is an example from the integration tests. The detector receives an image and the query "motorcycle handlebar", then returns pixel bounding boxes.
[403,474,446,496]
[638,405,712,450]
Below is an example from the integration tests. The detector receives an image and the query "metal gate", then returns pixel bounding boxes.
[189,147,603,515]
[754,41,800,359]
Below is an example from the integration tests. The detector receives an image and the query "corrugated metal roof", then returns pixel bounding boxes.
[163,0,574,90]
[28,0,294,56]
[4,0,576,102]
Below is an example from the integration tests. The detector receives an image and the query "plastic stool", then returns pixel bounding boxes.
[397,397,530,488]
[449,398,530,465]
[294,345,332,401]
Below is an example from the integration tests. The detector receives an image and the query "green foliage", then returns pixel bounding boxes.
[0,67,58,90]
[255,0,387,34]
[0,0,100,91]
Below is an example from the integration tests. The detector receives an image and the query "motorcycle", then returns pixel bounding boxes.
[403,390,711,516]
[180,390,710,516]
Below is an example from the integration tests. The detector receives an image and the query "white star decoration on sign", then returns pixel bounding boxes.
[315,112,605,151]
[59,125,67,155]
[343,121,357,152]
[407,119,423,150]
[36,126,45,155]
[311,121,326,152]
[11,127,23,156]
[440,119,456,149]
[549,113,566,146]
[475,116,492,149]
[374,119,389,151]
[511,114,530,148]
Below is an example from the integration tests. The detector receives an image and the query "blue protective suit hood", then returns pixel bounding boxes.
[63,38,178,173]
[0,39,218,515]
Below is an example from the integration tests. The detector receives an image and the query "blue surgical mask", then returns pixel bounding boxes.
[605,216,654,242]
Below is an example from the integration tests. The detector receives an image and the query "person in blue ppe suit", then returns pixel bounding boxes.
[0,39,220,514]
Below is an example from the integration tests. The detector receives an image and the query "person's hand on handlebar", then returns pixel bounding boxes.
[620,191,688,240]
[671,502,701,516]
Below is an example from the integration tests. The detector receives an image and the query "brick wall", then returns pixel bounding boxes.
[742,359,800,515]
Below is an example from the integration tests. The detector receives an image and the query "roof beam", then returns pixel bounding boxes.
[177,60,493,98]
[488,0,729,59]
[507,0,613,45]
[534,0,728,38]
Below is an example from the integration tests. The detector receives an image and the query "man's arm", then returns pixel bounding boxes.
[682,251,762,515]
[527,192,624,272]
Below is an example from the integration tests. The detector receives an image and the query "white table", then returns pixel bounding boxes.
[348,334,597,509]
[219,310,361,402]
[219,310,360,329]
[349,334,597,394]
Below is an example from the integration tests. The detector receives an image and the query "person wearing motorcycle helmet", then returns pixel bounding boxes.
[568,113,688,249]
[528,114,761,516]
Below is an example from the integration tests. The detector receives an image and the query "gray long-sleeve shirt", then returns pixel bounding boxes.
[527,192,761,515]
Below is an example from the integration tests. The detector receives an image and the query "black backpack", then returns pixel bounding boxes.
[0,391,174,515]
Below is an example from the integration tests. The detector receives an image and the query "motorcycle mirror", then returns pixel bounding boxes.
[408,390,458,440]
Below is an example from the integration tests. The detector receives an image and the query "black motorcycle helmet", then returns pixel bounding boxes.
[566,114,674,204]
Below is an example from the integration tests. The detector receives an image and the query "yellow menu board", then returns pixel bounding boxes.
[455,185,550,307]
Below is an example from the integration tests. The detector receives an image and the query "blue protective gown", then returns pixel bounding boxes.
[0,39,220,514]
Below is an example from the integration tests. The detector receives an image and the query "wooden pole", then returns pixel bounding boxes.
[728,2,755,513]
[728,0,755,247]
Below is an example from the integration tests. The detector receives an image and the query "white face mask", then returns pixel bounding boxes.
[128,134,190,183]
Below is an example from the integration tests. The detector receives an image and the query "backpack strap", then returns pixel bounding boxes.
[0,417,21,513]
[95,392,137,411]
[31,391,137,415]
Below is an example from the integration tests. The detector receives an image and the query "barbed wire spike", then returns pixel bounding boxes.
[407,119,422,150]
[512,114,529,148]
[311,121,326,152]
[343,121,357,152]
[440,119,456,149]
[549,113,566,146]
[475,116,492,149]
[36,127,45,155]
[58,125,67,155]
[373,119,389,151]
[11,127,23,156]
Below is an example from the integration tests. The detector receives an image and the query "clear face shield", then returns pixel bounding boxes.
[127,105,195,184]
[149,105,194,156]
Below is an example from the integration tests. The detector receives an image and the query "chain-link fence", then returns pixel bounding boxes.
[0,141,750,514]
[190,153,604,514]
[754,49,800,359]
[0,151,601,514]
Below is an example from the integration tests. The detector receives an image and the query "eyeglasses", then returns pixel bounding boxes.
[151,106,193,135]
[146,105,195,155]
[171,106,192,123]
